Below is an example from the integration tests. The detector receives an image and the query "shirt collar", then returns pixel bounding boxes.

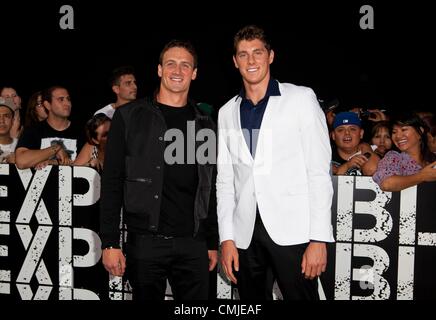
[237,78,281,102]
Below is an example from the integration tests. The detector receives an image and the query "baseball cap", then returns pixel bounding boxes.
[333,111,361,129]
[0,97,17,113]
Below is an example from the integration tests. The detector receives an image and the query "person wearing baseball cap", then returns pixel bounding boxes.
[0,97,17,113]
[331,111,379,176]
[0,98,17,163]
[0,87,23,139]
[332,111,361,129]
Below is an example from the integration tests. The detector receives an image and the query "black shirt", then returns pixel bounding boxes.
[17,120,84,161]
[157,102,198,237]
[331,146,363,176]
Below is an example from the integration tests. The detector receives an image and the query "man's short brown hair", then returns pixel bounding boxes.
[159,39,198,69]
[233,25,271,54]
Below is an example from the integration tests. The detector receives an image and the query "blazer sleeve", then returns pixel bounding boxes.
[216,109,236,244]
[298,88,335,242]
[99,109,126,248]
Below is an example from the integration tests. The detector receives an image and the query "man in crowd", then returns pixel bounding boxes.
[0,97,18,163]
[1,86,23,139]
[74,67,138,166]
[15,86,84,169]
[94,66,137,119]
[331,111,379,176]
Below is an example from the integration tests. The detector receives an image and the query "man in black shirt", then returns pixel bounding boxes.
[15,86,84,170]
[100,40,218,300]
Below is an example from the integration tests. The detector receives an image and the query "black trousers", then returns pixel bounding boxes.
[236,214,319,300]
[126,233,209,300]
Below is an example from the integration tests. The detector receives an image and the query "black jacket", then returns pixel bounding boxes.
[100,97,218,250]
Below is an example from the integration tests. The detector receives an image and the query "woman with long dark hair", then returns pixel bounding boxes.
[24,91,48,128]
[373,111,436,191]
[74,113,111,171]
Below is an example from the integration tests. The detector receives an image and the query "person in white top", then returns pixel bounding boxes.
[217,25,334,300]
[94,66,137,118]
[76,67,138,166]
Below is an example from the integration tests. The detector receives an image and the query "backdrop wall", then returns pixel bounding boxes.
[1,165,435,300]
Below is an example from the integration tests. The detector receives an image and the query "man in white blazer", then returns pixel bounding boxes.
[217,25,334,300]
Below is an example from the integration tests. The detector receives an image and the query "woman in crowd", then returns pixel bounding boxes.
[24,91,47,128]
[74,113,111,171]
[373,112,436,191]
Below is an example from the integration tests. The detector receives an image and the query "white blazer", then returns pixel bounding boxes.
[216,82,334,249]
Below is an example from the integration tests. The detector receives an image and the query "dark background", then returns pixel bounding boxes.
[1,1,434,128]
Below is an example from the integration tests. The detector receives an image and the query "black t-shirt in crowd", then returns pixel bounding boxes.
[157,102,198,237]
[331,146,363,176]
[17,120,85,161]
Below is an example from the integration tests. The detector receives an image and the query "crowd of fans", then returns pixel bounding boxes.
[1,69,436,191]
[322,99,436,190]
[0,66,136,172]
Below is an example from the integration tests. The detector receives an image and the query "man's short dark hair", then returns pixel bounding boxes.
[0,86,17,96]
[42,86,67,104]
[110,66,136,87]
[159,39,198,69]
[233,25,271,54]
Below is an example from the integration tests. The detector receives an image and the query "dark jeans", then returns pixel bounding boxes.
[126,233,209,300]
[236,214,319,300]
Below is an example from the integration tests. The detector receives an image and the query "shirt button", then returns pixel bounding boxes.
[158,136,163,141]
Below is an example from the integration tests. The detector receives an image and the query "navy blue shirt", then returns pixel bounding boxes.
[239,78,281,156]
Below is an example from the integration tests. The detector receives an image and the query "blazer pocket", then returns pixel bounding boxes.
[124,177,152,213]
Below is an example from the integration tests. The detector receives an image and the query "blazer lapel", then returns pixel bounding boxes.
[254,95,279,168]
[233,98,254,164]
